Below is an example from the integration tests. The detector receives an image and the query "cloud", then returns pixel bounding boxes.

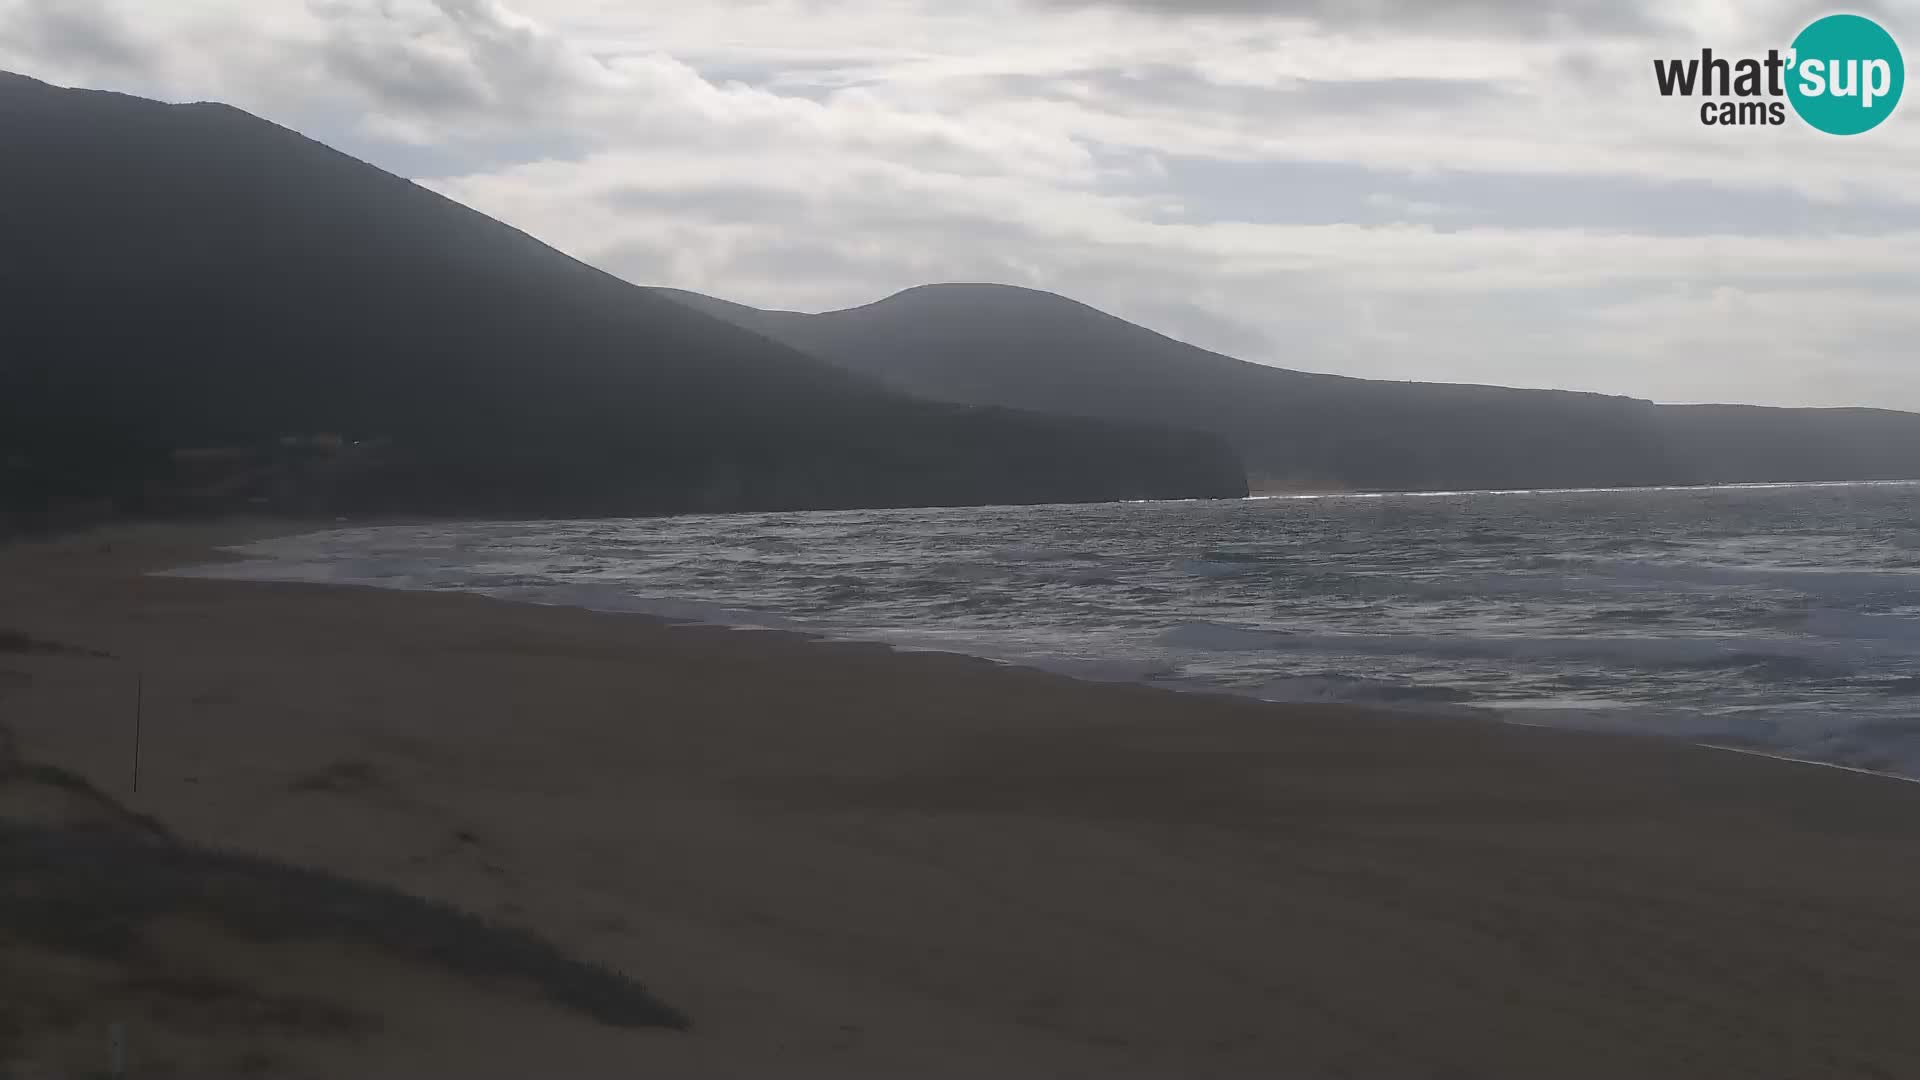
[1026,66,1515,117]
[1027,0,1670,35]
[1363,191,1464,220]
[319,21,489,113]
[311,0,619,136]
[2,0,1918,410]
[0,0,149,73]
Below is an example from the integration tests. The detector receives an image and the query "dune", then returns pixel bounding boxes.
[0,737,681,1079]
[6,521,1920,1077]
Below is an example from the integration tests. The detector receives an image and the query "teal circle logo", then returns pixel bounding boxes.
[1787,14,1904,135]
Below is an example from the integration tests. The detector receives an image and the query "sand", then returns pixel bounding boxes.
[6,520,1920,1078]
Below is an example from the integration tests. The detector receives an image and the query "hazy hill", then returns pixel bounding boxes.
[660,284,1920,491]
[1655,405,1920,485]
[0,74,1245,523]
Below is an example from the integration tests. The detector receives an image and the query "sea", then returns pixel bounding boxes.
[176,480,1920,778]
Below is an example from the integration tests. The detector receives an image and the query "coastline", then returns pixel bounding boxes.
[168,517,1920,788]
[8,520,1920,1076]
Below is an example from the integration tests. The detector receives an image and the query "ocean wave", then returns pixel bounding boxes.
[1252,674,1476,707]
[1680,652,1852,681]
[1804,609,1920,641]
[926,561,1002,582]
[991,546,1096,563]
[168,481,1920,778]
[1155,621,1879,677]
[1574,560,1920,599]
[1179,559,1268,579]
[1037,569,1122,586]
[1584,607,1675,624]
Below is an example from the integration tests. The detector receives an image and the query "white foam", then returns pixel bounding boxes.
[160,484,1920,782]
[1249,674,1475,708]
[1805,609,1920,642]
[1694,744,1920,785]
[1153,621,1875,671]
[1179,559,1257,579]
[1576,559,1920,599]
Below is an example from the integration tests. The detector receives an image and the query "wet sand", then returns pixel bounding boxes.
[5,521,1920,1078]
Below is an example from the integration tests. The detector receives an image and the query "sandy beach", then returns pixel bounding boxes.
[7,521,1920,1078]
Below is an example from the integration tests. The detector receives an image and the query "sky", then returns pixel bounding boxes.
[3,0,1916,408]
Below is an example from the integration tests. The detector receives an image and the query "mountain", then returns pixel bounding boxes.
[659,283,1920,491]
[1653,405,1920,485]
[0,74,1245,525]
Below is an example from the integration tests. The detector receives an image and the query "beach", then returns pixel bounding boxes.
[7,521,1920,1078]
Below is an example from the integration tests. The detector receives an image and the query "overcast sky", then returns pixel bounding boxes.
[4,0,1916,407]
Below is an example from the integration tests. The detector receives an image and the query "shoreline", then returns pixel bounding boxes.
[169,519,1920,789]
[1252,476,1920,499]
[10,520,1920,1076]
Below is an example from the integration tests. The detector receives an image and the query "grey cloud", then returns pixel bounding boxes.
[1130,156,1920,236]
[599,231,1047,312]
[1760,0,1906,30]
[319,28,488,112]
[330,123,588,178]
[741,239,935,284]
[690,57,881,99]
[583,193,1085,305]
[604,185,815,224]
[991,65,1510,123]
[1107,65,1507,113]
[587,236,679,284]
[313,0,595,119]
[2,0,149,72]
[429,0,577,98]
[1029,0,1671,36]
[1114,297,1281,361]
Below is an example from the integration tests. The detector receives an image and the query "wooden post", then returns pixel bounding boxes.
[132,673,143,793]
[109,1021,126,1078]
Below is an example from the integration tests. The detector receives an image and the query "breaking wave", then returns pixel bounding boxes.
[170,480,1920,777]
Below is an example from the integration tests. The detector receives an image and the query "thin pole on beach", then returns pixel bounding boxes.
[109,1020,126,1078]
[132,672,143,793]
